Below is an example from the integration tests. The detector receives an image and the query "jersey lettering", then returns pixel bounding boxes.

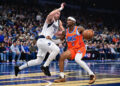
[67,35,77,42]
[66,26,85,49]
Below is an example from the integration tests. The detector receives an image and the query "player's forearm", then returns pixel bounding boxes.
[52,39,61,44]
[59,20,65,31]
[47,3,65,21]
[50,8,62,16]
[47,8,63,20]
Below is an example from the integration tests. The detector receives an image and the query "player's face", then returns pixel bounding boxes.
[67,19,75,27]
[54,12,60,20]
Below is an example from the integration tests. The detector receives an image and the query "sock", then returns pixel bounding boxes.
[60,72,65,78]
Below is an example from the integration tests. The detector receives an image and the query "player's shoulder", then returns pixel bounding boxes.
[76,25,85,33]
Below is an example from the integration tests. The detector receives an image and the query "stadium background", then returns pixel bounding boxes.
[0,0,120,86]
[0,0,120,62]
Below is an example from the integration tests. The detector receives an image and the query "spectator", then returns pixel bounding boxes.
[30,34,35,40]
[29,42,37,60]
[23,42,30,61]
[0,43,6,62]
[0,31,4,43]
[10,41,21,62]
[17,40,25,61]
[104,44,111,59]
[109,44,116,59]
[36,12,42,22]
[98,44,106,60]
[5,43,10,62]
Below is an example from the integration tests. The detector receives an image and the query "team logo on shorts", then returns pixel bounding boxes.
[48,43,51,46]
[78,50,81,53]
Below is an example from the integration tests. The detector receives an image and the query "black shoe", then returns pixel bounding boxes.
[41,66,51,76]
[14,66,20,76]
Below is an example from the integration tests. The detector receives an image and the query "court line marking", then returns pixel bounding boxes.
[3,78,120,86]
[1,77,120,83]
[0,71,75,79]
[1,71,120,86]
[45,80,52,86]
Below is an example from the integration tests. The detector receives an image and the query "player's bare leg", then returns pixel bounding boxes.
[54,50,71,83]
[54,51,96,84]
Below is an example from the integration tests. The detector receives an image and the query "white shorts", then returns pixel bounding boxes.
[36,38,59,57]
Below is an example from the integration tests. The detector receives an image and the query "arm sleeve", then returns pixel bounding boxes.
[51,39,62,44]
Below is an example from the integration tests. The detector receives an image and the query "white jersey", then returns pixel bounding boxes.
[40,20,59,38]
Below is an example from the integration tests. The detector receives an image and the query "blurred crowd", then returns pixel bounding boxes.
[0,3,120,62]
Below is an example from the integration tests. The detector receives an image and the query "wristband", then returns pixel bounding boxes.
[59,7,63,11]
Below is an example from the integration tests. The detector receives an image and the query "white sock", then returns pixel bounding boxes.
[60,72,65,78]
[19,56,44,70]
[75,53,94,75]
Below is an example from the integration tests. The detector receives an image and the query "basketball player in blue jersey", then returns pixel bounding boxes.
[14,3,65,76]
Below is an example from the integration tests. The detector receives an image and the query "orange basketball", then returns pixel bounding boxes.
[83,29,94,40]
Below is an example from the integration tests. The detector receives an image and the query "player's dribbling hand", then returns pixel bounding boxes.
[61,2,66,9]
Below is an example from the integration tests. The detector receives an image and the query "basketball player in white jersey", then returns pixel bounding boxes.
[14,3,65,76]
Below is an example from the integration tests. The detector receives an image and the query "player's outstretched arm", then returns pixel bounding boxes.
[52,31,65,44]
[46,3,65,24]
[59,20,65,31]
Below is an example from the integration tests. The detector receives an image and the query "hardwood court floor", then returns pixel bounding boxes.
[0,60,120,86]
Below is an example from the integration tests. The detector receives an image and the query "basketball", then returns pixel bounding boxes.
[83,29,94,40]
